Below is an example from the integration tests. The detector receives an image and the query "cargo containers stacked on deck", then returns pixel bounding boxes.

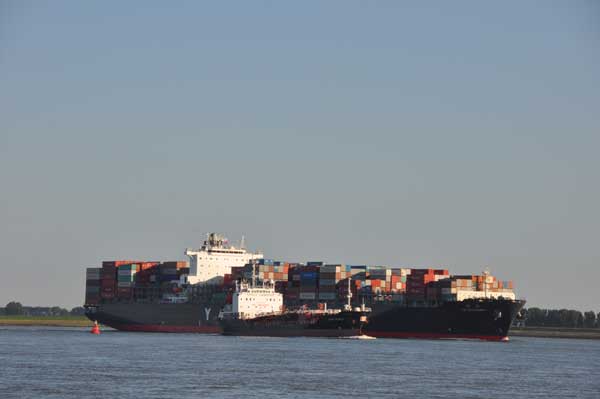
[86,260,188,304]
[159,261,187,283]
[286,265,301,300]
[389,268,410,293]
[131,262,161,301]
[228,261,290,282]
[100,261,117,300]
[88,259,516,307]
[85,268,101,305]
[256,260,290,282]
[431,275,516,302]
[406,269,449,301]
[319,264,352,300]
[368,267,391,295]
[346,267,408,300]
[117,263,139,300]
[299,266,319,301]
[135,262,160,285]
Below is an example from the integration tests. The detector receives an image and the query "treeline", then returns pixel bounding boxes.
[1,302,85,317]
[522,308,599,328]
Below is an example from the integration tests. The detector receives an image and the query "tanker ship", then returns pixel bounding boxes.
[219,274,370,337]
[84,233,525,340]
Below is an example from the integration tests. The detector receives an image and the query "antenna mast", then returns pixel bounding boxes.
[346,278,353,310]
[251,259,257,288]
[483,267,490,299]
[240,235,246,250]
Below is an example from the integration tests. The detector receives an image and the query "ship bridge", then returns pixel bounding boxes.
[186,233,263,285]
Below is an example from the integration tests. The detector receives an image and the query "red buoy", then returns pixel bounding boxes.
[90,321,101,335]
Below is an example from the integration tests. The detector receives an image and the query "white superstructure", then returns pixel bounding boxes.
[185,233,263,285]
[232,280,284,319]
[454,290,516,301]
[229,263,283,319]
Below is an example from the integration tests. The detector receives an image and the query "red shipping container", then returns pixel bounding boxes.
[85,296,100,305]
[140,262,159,271]
[100,291,114,299]
[101,279,115,288]
[117,287,132,297]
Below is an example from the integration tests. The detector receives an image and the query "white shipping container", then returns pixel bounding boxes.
[455,290,516,301]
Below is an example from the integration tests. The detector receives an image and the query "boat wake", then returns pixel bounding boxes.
[342,335,376,340]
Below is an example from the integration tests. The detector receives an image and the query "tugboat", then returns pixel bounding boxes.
[220,262,371,338]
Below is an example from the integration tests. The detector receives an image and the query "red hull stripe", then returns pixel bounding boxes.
[367,331,509,341]
[109,324,221,334]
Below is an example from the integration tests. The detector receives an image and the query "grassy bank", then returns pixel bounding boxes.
[511,326,600,340]
[0,315,92,327]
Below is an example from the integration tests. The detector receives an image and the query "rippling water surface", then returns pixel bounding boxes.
[1,326,599,398]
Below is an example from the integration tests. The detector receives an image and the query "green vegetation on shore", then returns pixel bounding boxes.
[521,308,599,328]
[1,301,91,327]
[0,315,92,327]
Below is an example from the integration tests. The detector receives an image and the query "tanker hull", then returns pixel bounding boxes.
[220,310,365,338]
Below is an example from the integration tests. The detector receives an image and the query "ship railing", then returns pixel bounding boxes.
[287,309,343,315]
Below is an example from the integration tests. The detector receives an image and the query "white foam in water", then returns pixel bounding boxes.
[341,334,376,340]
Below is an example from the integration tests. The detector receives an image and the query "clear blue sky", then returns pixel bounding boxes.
[1,1,599,310]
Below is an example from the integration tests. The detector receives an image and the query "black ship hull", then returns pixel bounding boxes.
[86,298,525,341]
[364,298,525,341]
[220,310,366,337]
[85,302,223,333]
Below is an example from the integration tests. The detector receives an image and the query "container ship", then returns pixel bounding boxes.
[84,233,525,340]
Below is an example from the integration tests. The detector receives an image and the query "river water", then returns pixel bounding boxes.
[1,326,599,398]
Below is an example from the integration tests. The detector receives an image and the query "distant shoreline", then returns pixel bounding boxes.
[511,327,600,340]
[0,316,92,327]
